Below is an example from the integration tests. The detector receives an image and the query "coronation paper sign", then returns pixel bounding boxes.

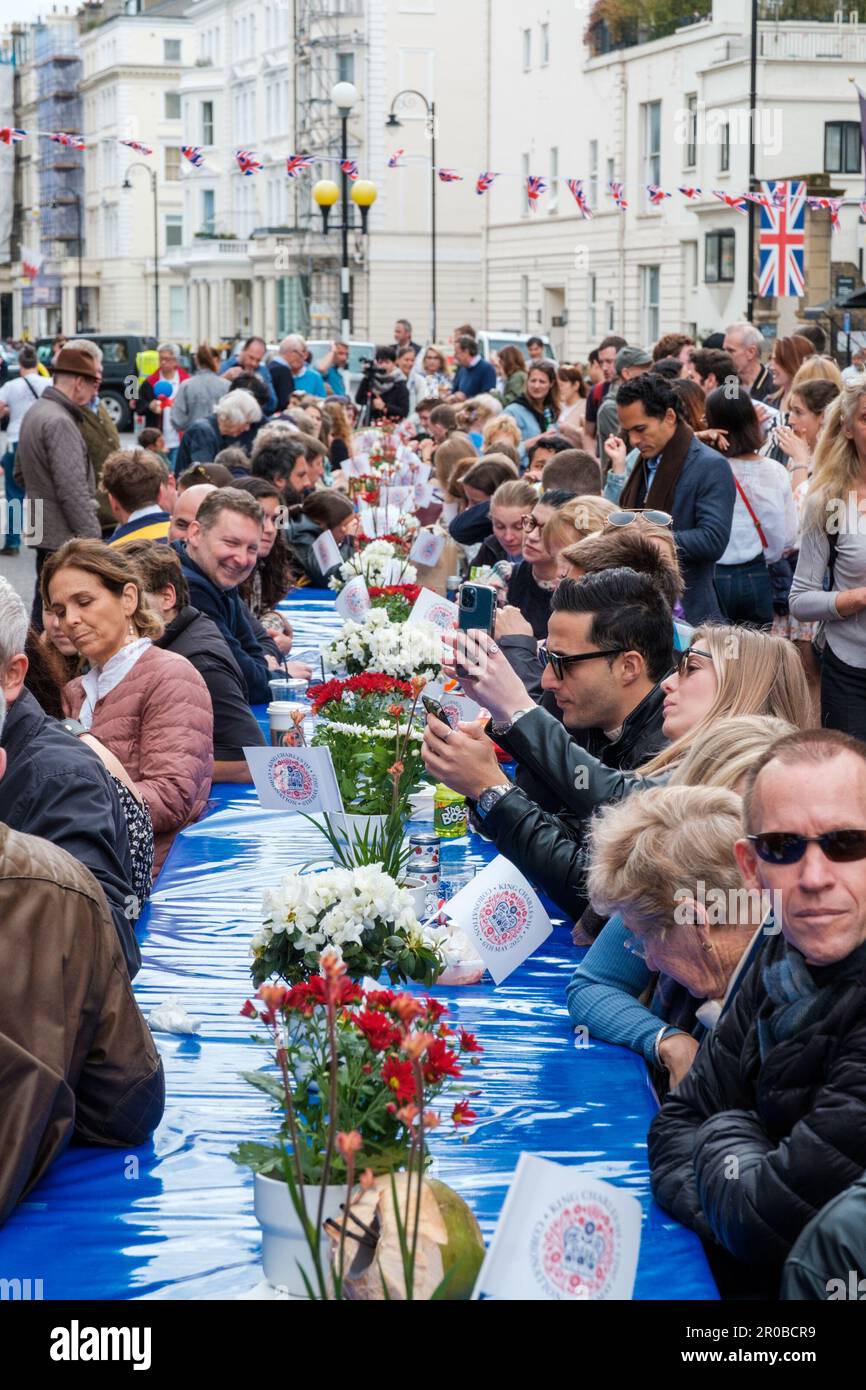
[444,854,553,984]
[472,1155,641,1301]
[406,586,458,633]
[335,574,371,621]
[422,679,483,727]
[244,745,344,816]
[409,529,446,567]
[312,529,343,576]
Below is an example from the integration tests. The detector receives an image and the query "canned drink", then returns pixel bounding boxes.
[446,575,461,603]
[409,833,439,864]
[411,858,440,888]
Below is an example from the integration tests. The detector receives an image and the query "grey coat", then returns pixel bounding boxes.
[15,386,100,550]
[170,370,229,433]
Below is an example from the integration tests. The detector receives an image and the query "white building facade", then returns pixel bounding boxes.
[483,0,866,359]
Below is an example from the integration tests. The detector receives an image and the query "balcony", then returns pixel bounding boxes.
[164,239,252,273]
[584,1,711,58]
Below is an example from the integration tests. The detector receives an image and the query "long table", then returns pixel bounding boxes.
[0,591,717,1299]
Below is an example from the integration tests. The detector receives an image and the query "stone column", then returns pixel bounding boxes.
[252,276,265,336]
[264,276,277,343]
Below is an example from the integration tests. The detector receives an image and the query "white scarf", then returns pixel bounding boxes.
[78,638,151,730]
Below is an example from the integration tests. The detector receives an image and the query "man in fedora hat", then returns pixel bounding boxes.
[15,345,102,627]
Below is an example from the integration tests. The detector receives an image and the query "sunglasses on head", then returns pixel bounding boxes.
[539,644,626,680]
[748,830,866,865]
[608,509,673,529]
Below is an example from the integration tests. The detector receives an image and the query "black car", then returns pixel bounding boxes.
[34,334,161,431]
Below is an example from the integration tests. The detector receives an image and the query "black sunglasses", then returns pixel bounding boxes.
[539,645,626,680]
[747,830,866,865]
[676,647,713,678]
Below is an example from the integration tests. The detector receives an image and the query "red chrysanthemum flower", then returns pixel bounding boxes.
[239,999,257,1019]
[382,1056,417,1103]
[351,1009,402,1052]
[458,1027,484,1054]
[305,976,362,1008]
[423,1038,463,1084]
[364,988,396,1010]
[452,1098,478,1128]
[424,997,449,1022]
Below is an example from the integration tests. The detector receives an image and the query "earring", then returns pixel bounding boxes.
[702,939,713,953]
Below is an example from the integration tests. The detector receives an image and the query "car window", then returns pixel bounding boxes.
[97,339,129,365]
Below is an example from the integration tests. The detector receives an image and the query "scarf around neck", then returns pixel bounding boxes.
[618,416,694,516]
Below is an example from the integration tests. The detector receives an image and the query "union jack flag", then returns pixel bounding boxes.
[712,189,749,215]
[388,149,405,168]
[235,149,262,176]
[743,191,771,209]
[119,139,153,156]
[476,171,498,196]
[181,145,206,168]
[678,186,702,200]
[20,245,42,280]
[807,195,844,232]
[49,131,86,150]
[607,179,628,209]
[526,175,546,211]
[285,153,315,178]
[437,168,463,183]
[646,184,670,206]
[0,128,27,145]
[566,178,593,219]
[759,180,806,297]
[340,159,359,181]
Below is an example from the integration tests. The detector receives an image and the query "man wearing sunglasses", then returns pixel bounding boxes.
[649,727,866,1290]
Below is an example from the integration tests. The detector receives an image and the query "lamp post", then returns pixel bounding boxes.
[746,0,758,323]
[312,82,377,340]
[123,162,160,341]
[386,89,436,341]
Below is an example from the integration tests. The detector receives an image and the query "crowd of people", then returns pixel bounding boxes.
[1,313,865,1302]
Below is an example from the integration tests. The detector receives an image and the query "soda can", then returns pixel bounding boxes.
[409,833,439,864]
[411,857,440,888]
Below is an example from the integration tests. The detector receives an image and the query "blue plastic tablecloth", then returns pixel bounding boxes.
[0,589,717,1300]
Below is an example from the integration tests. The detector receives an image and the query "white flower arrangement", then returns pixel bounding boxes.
[322,609,442,681]
[252,863,446,986]
[317,717,424,743]
[329,539,418,592]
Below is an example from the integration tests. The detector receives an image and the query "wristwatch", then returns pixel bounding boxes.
[60,718,88,739]
[489,707,534,738]
[475,783,513,820]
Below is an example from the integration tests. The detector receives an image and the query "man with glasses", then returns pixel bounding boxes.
[422,568,673,922]
[649,727,866,1292]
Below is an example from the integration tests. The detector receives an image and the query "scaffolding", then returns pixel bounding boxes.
[33,19,83,263]
[293,0,366,333]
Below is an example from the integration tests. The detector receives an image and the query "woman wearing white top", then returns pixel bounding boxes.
[0,345,49,554]
[704,386,797,628]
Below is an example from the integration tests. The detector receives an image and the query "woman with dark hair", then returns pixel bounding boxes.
[768,334,816,411]
[705,385,797,627]
[504,360,561,466]
[557,364,587,435]
[283,489,359,588]
[448,455,520,547]
[234,478,297,643]
[496,346,527,408]
[171,343,229,433]
[670,377,707,433]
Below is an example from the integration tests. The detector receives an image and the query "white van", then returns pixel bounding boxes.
[476,330,557,365]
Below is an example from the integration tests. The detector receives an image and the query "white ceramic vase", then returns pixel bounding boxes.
[254,1172,345,1297]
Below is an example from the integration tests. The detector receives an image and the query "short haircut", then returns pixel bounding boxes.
[242,335,266,352]
[18,345,37,369]
[562,526,683,608]
[177,462,234,490]
[742,728,866,835]
[538,489,578,510]
[460,456,519,495]
[798,323,827,355]
[651,356,684,382]
[704,385,764,455]
[294,431,327,461]
[551,568,674,684]
[598,335,628,353]
[375,345,397,363]
[652,332,694,362]
[457,335,479,355]
[587,784,744,934]
[193,487,264,533]
[416,396,441,415]
[691,348,737,385]
[430,403,458,433]
[215,389,262,427]
[527,336,544,349]
[230,372,271,409]
[251,437,304,484]
[616,373,678,420]
[137,427,164,451]
[541,449,602,495]
[157,341,181,357]
[725,321,765,355]
[395,318,412,333]
[124,538,190,609]
[527,434,572,464]
[213,445,251,474]
[101,448,168,513]
[0,574,29,668]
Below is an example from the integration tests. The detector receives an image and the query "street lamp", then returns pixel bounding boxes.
[311,82,378,341]
[123,162,160,341]
[386,89,437,341]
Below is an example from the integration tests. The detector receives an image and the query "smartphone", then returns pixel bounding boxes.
[458,583,497,636]
[421,694,457,729]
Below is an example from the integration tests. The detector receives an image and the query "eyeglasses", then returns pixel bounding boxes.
[747,830,866,865]
[623,933,649,961]
[675,647,713,679]
[539,645,626,680]
[607,509,673,529]
[520,514,544,533]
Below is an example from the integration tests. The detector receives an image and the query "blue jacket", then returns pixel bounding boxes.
[218,356,278,415]
[174,544,273,705]
[453,358,497,398]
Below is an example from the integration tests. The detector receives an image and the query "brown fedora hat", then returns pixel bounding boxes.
[53,346,99,380]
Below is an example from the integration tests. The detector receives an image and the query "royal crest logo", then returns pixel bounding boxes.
[473,887,530,950]
[268,755,316,808]
[427,602,456,631]
[530,1195,619,1300]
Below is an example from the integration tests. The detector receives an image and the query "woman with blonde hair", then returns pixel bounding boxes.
[482,413,522,454]
[790,376,866,737]
[473,476,538,568]
[410,344,451,400]
[544,495,614,570]
[571,721,795,1092]
[457,393,502,447]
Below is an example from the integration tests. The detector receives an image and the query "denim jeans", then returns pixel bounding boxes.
[714,554,773,628]
[1,443,25,551]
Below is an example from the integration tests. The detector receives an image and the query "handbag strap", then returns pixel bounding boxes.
[22,375,39,400]
[731,471,768,550]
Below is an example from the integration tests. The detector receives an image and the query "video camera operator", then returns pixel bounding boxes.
[354,346,410,425]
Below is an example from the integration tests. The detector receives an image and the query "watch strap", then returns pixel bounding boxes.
[490,706,533,738]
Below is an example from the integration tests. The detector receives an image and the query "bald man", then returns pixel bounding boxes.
[168,483,216,545]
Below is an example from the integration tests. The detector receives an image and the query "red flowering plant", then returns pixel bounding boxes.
[309,674,428,823]
[233,952,484,1299]
[368,583,422,622]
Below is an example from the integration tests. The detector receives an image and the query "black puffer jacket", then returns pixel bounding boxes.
[649,928,866,1273]
[781,1174,866,1300]
[476,694,667,920]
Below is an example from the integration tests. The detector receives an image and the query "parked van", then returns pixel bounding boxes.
[475,330,557,365]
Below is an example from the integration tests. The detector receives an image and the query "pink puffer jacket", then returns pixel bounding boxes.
[64,645,214,877]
